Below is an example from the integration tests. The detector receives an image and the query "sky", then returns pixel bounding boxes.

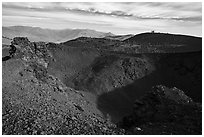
[2,2,202,36]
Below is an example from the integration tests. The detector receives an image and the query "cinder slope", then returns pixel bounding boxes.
[2,37,124,135]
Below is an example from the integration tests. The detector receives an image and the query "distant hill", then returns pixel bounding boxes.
[123,32,202,52]
[61,37,121,51]
[61,32,202,54]
[2,26,114,44]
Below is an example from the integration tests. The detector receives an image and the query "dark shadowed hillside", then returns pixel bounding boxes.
[45,33,202,124]
[47,42,101,84]
[119,85,202,134]
[96,52,201,123]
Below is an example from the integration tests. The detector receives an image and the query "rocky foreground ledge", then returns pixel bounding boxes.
[2,37,202,135]
[119,85,202,134]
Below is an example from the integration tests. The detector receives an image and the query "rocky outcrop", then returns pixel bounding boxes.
[119,85,201,134]
[10,37,56,82]
[132,85,193,120]
[11,37,51,67]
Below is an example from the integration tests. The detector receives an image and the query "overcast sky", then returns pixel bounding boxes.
[2,2,202,36]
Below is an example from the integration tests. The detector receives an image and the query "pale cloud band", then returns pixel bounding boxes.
[2,2,202,36]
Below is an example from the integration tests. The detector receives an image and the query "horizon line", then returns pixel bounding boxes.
[2,25,202,38]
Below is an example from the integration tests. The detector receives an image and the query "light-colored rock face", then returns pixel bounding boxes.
[156,85,193,104]
[152,85,193,104]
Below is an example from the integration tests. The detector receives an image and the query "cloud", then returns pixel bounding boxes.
[3,2,201,19]
[2,2,202,36]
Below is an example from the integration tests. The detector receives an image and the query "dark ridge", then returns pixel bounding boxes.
[124,32,202,52]
[61,36,120,50]
[124,32,202,43]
